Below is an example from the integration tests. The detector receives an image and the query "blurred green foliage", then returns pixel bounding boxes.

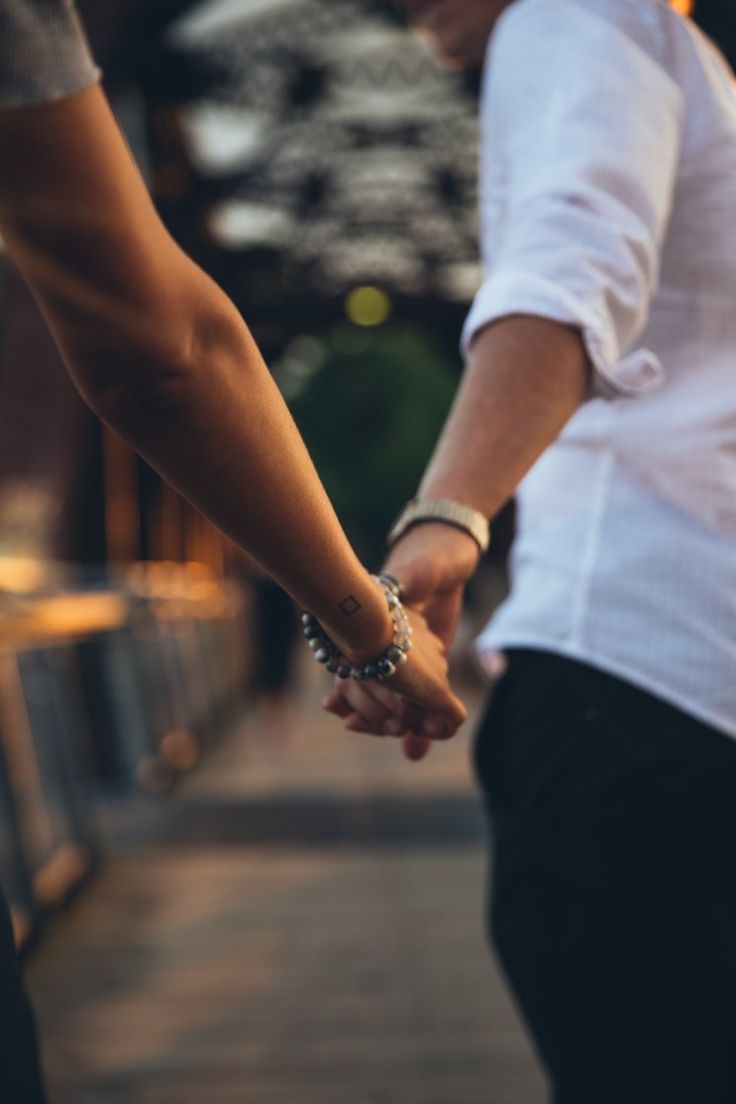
[283,322,458,567]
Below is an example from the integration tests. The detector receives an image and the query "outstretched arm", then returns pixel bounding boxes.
[323,315,588,757]
[0,85,465,731]
[385,314,589,637]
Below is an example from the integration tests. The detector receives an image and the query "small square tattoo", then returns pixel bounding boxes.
[339,595,361,616]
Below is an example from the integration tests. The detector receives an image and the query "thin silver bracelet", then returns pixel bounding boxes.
[301,575,412,681]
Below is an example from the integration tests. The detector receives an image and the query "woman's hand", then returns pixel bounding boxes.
[322,605,467,761]
[323,524,479,759]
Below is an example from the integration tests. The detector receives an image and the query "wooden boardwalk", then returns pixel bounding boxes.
[26,670,546,1104]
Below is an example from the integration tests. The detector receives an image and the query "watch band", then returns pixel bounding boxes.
[387,497,491,555]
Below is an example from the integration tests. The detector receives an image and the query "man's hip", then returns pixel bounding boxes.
[473,648,736,1103]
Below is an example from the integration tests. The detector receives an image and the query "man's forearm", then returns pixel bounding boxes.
[418,315,589,516]
[329,314,589,733]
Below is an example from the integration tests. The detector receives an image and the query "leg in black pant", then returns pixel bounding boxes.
[0,889,47,1104]
[474,649,736,1104]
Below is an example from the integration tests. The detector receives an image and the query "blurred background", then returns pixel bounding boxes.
[0,1,733,1101]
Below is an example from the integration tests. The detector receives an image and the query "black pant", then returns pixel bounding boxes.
[0,890,46,1103]
[474,649,736,1104]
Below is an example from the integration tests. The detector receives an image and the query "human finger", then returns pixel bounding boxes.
[343,712,391,736]
[403,733,432,761]
[322,691,353,718]
[324,681,445,741]
[333,681,396,733]
[340,677,414,729]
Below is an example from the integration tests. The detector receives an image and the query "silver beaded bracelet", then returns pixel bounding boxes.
[301,574,412,681]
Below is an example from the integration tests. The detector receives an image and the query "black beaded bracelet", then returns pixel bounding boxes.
[301,576,412,681]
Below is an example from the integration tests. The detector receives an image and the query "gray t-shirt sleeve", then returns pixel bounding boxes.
[0,0,100,107]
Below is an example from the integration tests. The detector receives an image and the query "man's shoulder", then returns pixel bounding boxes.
[487,0,676,90]
[492,0,669,59]
[483,0,684,132]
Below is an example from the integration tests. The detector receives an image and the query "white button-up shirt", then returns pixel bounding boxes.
[465,0,736,735]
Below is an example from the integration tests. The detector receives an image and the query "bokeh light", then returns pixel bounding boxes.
[344,285,392,328]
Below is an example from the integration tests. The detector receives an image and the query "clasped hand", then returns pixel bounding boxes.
[322,523,480,761]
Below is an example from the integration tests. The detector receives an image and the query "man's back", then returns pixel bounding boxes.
[471,0,736,735]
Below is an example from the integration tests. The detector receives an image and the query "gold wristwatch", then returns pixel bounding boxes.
[387,497,491,555]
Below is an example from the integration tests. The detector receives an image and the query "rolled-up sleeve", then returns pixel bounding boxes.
[461,0,684,397]
[0,0,99,107]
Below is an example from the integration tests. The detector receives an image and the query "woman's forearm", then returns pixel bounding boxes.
[90,299,394,659]
[0,85,391,658]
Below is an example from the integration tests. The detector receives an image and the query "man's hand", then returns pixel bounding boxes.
[383,522,480,649]
[322,523,479,760]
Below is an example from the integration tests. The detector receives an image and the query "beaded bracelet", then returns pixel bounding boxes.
[301,574,412,681]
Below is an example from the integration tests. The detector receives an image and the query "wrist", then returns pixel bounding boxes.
[385,522,480,594]
[324,580,394,665]
[303,576,411,678]
[388,496,490,557]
